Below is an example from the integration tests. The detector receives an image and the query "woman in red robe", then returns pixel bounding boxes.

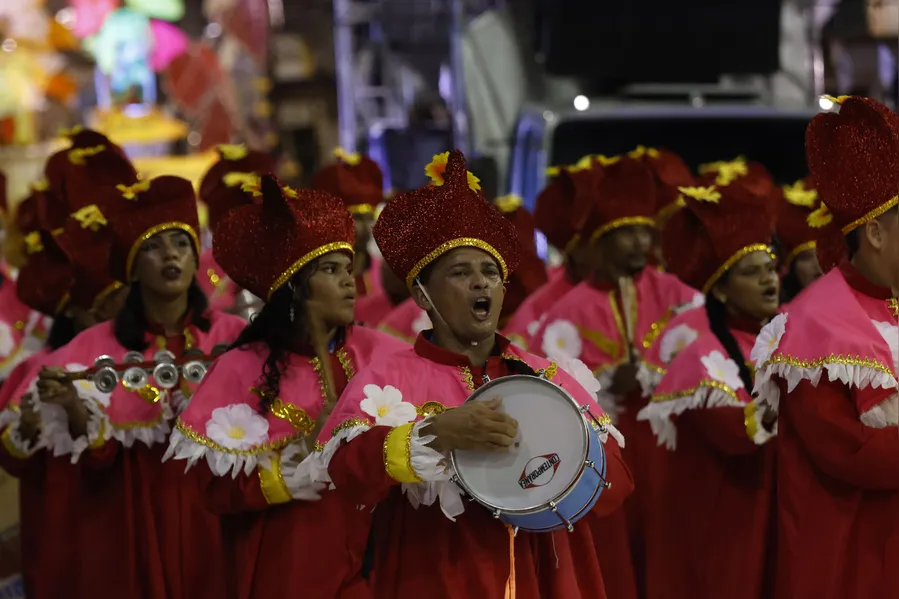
[637,182,780,599]
[5,175,245,599]
[166,174,408,599]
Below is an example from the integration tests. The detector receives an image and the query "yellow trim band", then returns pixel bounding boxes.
[744,400,762,442]
[126,222,201,281]
[702,244,774,294]
[406,237,509,289]
[92,281,125,311]
[782,240,816,270]
[383,422,422,483]
[258,452,293,504]
[347,205,377,215]
[841,194,899,234]
[1,426,30,459]
[267,241,354,300]
[589,217,657,245]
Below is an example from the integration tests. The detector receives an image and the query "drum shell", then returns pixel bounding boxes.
[450,375,609,533]
[501,429,607,533]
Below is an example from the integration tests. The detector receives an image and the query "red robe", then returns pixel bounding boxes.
[168,327,408,599]
[318,334,634,599]
[2,310,245,599]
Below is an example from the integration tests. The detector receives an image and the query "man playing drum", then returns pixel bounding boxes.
[309,150,633,599]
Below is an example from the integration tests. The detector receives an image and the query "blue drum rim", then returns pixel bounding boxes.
[449,374,592,515]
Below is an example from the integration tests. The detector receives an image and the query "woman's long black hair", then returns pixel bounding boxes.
[229,263,316,413]
[47,314,77,350]
[704,277,755,392]
[113,280,210,351]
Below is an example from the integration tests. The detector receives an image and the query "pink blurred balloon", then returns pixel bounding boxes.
[150,19,189,72]
[69,0,119,38]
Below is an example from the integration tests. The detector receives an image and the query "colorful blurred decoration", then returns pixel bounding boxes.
[69,0,118,39]
[124,0,184,22]
[0,0,80,146]
[204,0,268,63]
[90,108,188,146]
[149,20,189,72]
[86,8,155,109]
[132,150,219,188]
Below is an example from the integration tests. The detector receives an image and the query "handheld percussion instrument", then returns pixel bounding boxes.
[450,373,610,534]
[63,343,229,394]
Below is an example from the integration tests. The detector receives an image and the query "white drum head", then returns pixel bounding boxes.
[452,376,588,512]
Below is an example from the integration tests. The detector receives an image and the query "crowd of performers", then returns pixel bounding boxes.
[0,94,896,599]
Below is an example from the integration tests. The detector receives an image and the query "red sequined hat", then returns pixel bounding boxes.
[574,156,657,244]
[54,187,124,310]
[494,195,548,321]
[312,148,384,215]
[199,144,277,231]
[534,165,601,253]
[373,150,521,289]
[774,176,820,269]
[106,176,200,282]
[805,96,899,234]
[16,231,73,316]
[662,183,774,293]
[697,157,775,199]
[14,191,42,235]
[44,127,137,209]
[627,145,694,223]
[213,174,355,301]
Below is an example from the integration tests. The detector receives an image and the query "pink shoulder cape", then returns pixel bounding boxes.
[0,280,52,381]
[198,248,240,312]
[361,256,384,297]
[637,321,756,450]
[747,269,898,443]
[355,291,394,327]
[14,311,247,463]
[529,268,701,414]
[377,297,430,343]
[165,326,408,479]
[642,306,709,383]
[310,339,622,520]
[502,268,574,351]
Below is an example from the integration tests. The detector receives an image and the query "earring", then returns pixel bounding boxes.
[714,293,727,304]
[289,304,296,323]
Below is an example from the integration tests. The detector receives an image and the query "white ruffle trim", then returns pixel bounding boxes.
[753,362,899,429]
[163,426,276,478]
[598,422,626,449]
[277,443,326,501]
[744,397,777,445]
[0,409,40,457]
[637,362,665,398]
[594,369,625,424]
[310,423,373,485]
[636,387,744,451]
[36,396,108,463]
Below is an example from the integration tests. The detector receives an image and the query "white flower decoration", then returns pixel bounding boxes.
[555,356,600,395]
[206,404,270,450]
[872,320,899,373]
[526,314,547,337]
[674,293,705,314]
[412,310,432,334]
[658,324,699,364]
[750,313,788,368]
[359,384,418,426]
[542,319,582,362]
[0,322,15,358]
[701,350,745,390]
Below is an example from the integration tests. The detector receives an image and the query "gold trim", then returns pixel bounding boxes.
[258,452,293,504]
[416,401,449,417]
[91,281,124,311]
[55,292,71,315]
[267,242,354,300]
[656,198,686,225]
[760,353,893,376]
[1,427,31,459]
[702,244,774,294]
[126,223,201,281]
[650,378,741,404]
[405,237,509,289]
[744,400,762,442]
[841,194,899,234]
[783,240,816,270]
[175,418,302,455]
[641,308,673,349]
[347,205,376,215]
[589,217,656,245]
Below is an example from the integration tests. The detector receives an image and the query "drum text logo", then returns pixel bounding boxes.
[518,454,561,489]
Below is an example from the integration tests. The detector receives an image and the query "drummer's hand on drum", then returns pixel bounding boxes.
[423,398,518,453]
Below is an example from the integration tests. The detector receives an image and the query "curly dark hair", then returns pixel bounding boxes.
[229,263,316,413]
[113,280,211,351]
